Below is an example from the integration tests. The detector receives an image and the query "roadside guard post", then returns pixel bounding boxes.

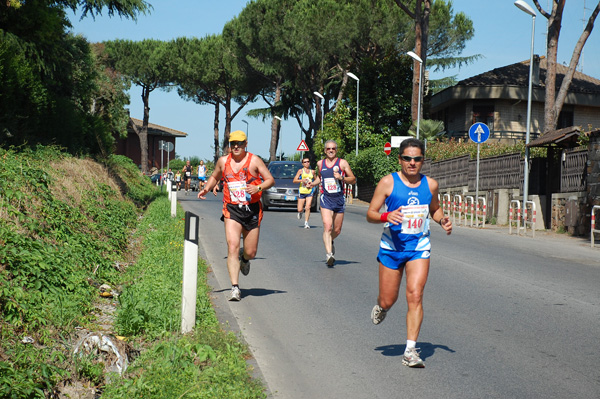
[522,200,536,238]
[464,196,475,227]
[509,200,521,235]
[345,184,353,204]
[443,193,451,217]
[592,205,600,248]
[167,179,172,200]
[170,183,177,217]
[453,194,462,226]
[477,196,487,228]
[181,211,199,334]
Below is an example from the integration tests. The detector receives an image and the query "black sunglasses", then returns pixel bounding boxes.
[230,141,246,147]
[400,155,424,162]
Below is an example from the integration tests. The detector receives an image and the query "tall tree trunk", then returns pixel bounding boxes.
[395,0,431,124]
[213,102,220,164]
[269,82,282,162]
[140,85,150,174]
[223,94,232,151]
[542,0,564,133]
[533,0,600,133]
[553,2,600,128]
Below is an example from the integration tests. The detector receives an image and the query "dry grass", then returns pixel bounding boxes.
[48,158,124,206]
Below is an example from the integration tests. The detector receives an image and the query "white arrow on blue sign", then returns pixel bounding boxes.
[469,122,490,144]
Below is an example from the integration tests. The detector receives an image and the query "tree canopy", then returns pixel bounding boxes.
[0,0,149,153]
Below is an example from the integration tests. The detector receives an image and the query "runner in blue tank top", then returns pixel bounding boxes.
[307,140,356,266]
[366,138,452,368]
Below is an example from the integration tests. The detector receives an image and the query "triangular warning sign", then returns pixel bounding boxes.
[297,140,309,151]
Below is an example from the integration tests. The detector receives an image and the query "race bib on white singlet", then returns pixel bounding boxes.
[227,181,247,203]
[401,205,428,234]
[323,177,341,194]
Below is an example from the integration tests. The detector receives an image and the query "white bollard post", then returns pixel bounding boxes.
[181,211,199,334]
[171,183,177,217]
[167,180,172,200]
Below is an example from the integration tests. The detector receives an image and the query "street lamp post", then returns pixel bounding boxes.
[347,72,360,157]
[274,116,282,160]
[514,0,536,229]
[407,51,423,140]
[241,119,249,151]
[347,72,360,199]
[313,91,324,134]
[241,119,249,139]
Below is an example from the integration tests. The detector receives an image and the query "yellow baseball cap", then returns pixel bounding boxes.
[229,130,247,142]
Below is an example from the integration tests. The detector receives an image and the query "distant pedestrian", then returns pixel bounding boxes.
[306,140,356,266]
[293,157,316,229]
[182,160,193,194]
[175,171,181,190]
[367,138,452,368]
[197,160,207,190]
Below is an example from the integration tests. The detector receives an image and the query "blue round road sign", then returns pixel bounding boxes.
[469,122,490,144]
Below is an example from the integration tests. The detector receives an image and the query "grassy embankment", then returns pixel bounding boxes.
[0,146,265,398]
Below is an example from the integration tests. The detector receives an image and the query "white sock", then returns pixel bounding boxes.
[406,340,416,352]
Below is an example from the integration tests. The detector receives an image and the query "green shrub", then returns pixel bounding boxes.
[350,146,400,186]
[0,146,140,396]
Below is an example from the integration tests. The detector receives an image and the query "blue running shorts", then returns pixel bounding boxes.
[299,188,315,199]
[320,194,345,213]
[377,248,431,270]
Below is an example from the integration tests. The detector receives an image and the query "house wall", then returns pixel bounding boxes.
[575,105,600,130]
[437,98,600,143]
[114,130,176,173]
[438,99,547,143]
[491,99,544,136]
[440,103,467,134]
[115,131,141,168]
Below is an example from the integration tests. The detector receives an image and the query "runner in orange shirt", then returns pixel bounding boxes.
[197,131,274,301]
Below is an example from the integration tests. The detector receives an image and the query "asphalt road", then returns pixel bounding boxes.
[179,191,600,399]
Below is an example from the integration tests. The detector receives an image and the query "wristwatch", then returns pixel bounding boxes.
[258,186,262,192]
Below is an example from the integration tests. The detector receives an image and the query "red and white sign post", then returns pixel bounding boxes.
[297,140,309,151]
[384,142,392,156]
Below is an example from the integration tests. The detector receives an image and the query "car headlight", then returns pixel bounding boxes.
[266,187,277,193]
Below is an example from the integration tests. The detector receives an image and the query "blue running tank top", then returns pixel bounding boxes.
[380,173,432,252]
[319,158,344,199]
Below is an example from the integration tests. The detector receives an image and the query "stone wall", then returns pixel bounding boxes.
[551,192,587,235]
[588,130,600,206]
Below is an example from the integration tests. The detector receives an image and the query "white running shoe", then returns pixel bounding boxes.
[326,253,335,266]
[402,347,425,368]
[304,221,310,229]
[229,286,241,301]
[371,305,387,325]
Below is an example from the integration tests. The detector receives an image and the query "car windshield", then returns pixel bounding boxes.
[268,163,300,179]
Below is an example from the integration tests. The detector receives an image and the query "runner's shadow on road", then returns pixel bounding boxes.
[240,288,287,298]
[374,342,455,361]
[326,260,360,267]
[213,288,287,298]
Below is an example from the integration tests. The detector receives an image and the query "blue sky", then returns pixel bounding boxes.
[68,0,600,161]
